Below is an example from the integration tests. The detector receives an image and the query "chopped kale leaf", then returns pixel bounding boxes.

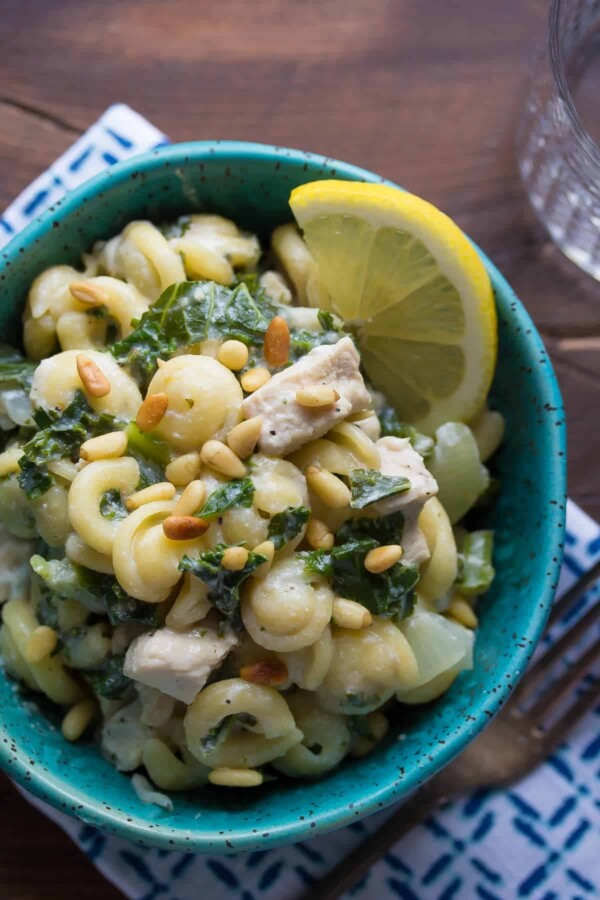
[348,468,411,509]
[198,477,255,519]
[112,279,343,385]
[85,654,132,700]
[30,555,157,626]
[302,535,418,619]
[267,506,310,550]
[179,543,267,624]
[17,391,119,499]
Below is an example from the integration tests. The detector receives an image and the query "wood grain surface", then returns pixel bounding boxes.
[0,0,598,897]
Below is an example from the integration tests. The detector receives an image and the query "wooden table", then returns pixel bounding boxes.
[1,0,598,896]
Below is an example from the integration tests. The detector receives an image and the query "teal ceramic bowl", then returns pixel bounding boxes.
[0,142,566,853]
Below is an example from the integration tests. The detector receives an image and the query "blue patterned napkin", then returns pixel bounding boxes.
[4,106,600,900]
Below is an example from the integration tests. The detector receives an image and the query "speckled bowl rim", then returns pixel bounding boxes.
[0,141,566,853]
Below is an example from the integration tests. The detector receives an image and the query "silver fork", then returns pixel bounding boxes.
[305,558,600,900]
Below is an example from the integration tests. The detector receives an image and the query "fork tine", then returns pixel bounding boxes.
[513,601,600,704]
[548,557,600,627]
[541,680,600,752]
[526,636,600,722]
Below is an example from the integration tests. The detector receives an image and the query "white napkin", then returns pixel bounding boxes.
[4,105,599,900]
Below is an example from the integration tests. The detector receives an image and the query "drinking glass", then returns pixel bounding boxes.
[517,0,600,279]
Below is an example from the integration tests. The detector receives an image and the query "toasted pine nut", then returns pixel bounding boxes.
[136,392,168,432]
[240,659,288,686]
[252,540,275,578]
[306,465,351,509]
[69,280,110,306]
[364,544,403,573]
[350,737,376,758]
[447,597,479,629]
[162,515,209,540]
[62,699,97,742]
[240,366,271,393]
[332,598,372,630]
[296,385,340,407]
[200,440,246,479]
[76,353,111,398]
[306,517,334,550]
[227,416,262,459]
[25,625,58,663]
[126,482,176,510]
[264,315,290,366]
[222,546,249,571]
[367,711,389,742]
[173,480,206,517]
[80,430,128,462]
[208,767,263,788]
[165,451,202,486]
[218,339,249,371]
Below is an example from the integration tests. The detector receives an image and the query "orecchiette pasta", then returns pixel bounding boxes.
[469,405,506,463]
[184,678,303,768]
[98,221,185,301]
[113,500,206,602]
[142,738,210,791]
[218,455,308,552]
[271,691,351,778]
[291,421,380,477]
[278,625,333,691]
[23,265,91,359]
[147,355,244,452]
[31,483,70,548]
[65,532,115,575]
[242,556,334,652]
[271,223,329,307]
[56,311,108,352]
[316,617,419,714]
[418,497,458,603]
[165,572,211,631]
[69,457,140,556]
[170,215,260,286]
[67,276,150,339]
[2,598,82,705]
[0,624,39,690]
[30,349,142,419]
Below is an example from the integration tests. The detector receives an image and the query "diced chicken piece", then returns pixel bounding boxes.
[373,436,439,567]
[243,336,371,456]
[124,626,238,704]
[135,682,176,727]
[400,515,432,568]
[101,699,155,772]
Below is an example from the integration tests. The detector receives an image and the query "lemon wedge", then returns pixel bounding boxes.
[289,181,497,434]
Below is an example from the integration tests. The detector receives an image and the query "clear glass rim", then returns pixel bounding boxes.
[549,0,600,169]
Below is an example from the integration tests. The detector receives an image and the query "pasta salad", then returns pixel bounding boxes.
[0,203,501,798]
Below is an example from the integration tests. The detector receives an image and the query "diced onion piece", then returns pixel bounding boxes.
[426,422,489,523]
[3,389,33,427]
[397,607,474,690]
